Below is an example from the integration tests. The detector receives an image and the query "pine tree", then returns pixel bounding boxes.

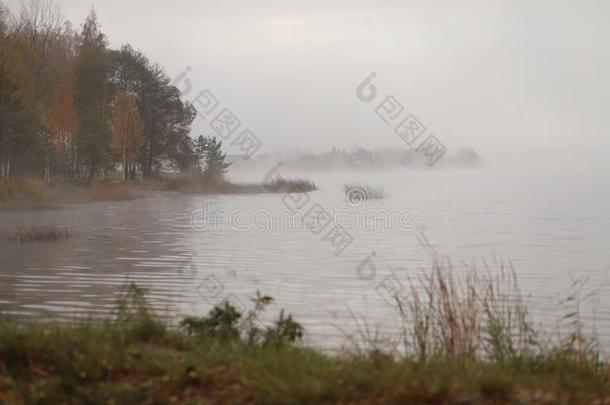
[195,135,232,177]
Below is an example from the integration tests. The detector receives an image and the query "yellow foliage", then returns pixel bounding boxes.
[112,91,144,170]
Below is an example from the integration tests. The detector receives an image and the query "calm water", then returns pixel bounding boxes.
[1,168,609,350]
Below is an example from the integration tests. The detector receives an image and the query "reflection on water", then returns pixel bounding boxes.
[1,169,609,350]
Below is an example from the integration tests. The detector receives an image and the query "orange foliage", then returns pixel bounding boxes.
[48,80,77,152]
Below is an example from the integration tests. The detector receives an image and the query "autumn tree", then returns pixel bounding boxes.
[48,78,77,178]
[0,3,196,181]
[112,91,144,180]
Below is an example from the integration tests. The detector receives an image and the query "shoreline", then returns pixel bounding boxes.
[1,281,608,403]
[0,175,317,211]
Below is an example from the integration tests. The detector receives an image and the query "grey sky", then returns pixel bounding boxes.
[5,0,610,167]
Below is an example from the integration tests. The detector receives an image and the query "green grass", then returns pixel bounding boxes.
[1,277,609,404]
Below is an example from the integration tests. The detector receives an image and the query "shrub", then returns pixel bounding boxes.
[179,292,304,348]
[180,301,241,341]
[263,310,304,347]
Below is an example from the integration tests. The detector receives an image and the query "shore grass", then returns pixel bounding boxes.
[166,174,317,195]
[1,268,609,404]
[0,175,317,210]
[0,177,153,210]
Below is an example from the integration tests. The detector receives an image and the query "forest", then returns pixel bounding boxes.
[0,0,197,184]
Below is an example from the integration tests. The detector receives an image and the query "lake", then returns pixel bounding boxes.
[1,167,609,350]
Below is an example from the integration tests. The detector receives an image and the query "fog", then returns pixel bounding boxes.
[5,0,609,170]
[3,2,610,394]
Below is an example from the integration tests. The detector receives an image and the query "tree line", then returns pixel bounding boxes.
[0,0,204,183]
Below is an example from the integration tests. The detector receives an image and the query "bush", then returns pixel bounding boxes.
[263,310,304,347]
[179,292,304,348]
[180,301,241,341]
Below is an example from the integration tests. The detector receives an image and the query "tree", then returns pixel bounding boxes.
[74,8,111,180]
[195,135,232,177]
[48,78,77,178]
[139,65,196,177]
[17,0,63,183]
[112,91,144,180]
[0,3,197,181]
[108,47,196,177]
[0,65,25,177]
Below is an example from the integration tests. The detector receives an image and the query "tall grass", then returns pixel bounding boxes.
[393,261,537,361]
[0,271,609,403]
[168,173,317,194]
[262,176,317,193]
[343,260,604,374]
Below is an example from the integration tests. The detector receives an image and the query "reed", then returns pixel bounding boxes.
[0,225,75,242]
[167,174,317,194]
[343,183,387,205]
[262,176,317,193]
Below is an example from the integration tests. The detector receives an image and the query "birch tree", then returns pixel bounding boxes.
[112,91,144,180]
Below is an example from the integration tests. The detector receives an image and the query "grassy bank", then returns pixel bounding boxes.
[1,270,609,404]
[0,175,317,210]
[0,177,155,210]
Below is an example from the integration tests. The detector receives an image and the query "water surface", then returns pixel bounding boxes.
[1,168,609,350]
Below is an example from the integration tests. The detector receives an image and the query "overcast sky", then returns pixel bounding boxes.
[4,0,610,167]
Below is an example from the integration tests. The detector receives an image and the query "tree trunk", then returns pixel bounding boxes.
[44,154,51,184]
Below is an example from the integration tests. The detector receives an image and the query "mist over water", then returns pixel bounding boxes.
[1,165,608,349]
[1,0,609,354]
